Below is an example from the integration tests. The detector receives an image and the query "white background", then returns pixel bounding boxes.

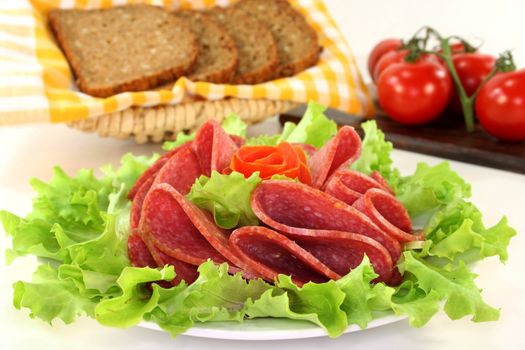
[335,0,525,81]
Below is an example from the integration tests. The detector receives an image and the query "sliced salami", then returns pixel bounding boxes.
[370,171,395,195]
[324,169,387,205]
[308,126,361,188]
[229,226,340,286]
[297,143,317,157]
[251,180,402,263]
[230,134,245,148]
[152,144,202,195]
[127,145,185,200]
[295,230,393,282]
[145,236,199,285]
[353,188,422,243]
[193,120,239,176]
[130,175,155,230]
[127,233,157,268]
[140,183,244,268]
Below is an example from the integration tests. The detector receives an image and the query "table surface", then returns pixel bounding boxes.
[0,118,524,350]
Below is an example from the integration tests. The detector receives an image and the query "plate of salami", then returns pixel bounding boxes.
[2,102,515,340]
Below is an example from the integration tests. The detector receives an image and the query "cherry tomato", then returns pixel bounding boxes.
[448,53,496,113]
[377,60,452,125]
[475,69,525,141]
[373,49,439,82]
[367,39,402,81]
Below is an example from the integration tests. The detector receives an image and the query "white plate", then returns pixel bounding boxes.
[138,312,406,340]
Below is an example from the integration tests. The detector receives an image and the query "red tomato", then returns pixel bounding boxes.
[367,39,402,81]
[377,61,452,125]
[373,49,439,82]
[475,69,525,141]
[448,53,496,113]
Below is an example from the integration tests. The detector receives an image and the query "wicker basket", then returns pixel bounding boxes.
[67,98,300,144]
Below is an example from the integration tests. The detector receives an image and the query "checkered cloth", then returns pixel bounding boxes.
[0,0,373,125]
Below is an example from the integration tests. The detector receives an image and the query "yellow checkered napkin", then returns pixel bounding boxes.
[0,0,374,126]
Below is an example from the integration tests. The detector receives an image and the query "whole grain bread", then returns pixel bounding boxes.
[174,10,238,84]
[235,0,321,78]
[210,7,279,84]
[48,5,198,97]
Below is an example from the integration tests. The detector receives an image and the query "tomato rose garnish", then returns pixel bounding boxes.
[230,142,312,184]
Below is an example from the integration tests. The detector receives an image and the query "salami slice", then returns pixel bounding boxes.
[152,144,202,195]
[308,126,361,188]
[130,175,155,230]
[297,143,317,157]
[140,183,243,268]
[193,120,239,176]
[324,169,387,205]
[144,236,199,285]
[230,134,245,148]
[230,226,340,285]
[295,231,393,282]
[127,145,185,200]
[353,188,422,243]
[127,233,157,268]
[251,180,402,263]
[370,171,395,195]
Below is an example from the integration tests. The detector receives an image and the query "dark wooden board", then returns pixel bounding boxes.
[280,105,525,174]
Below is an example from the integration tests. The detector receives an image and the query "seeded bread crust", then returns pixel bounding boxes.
[235,0,321,78]
[48,5,198,98]
[175,10,238,84]
[210,7,279,84]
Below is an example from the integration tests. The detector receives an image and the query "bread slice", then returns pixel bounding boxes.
[174,10,238,84]
[210,7,279,84]
[48,5,198,97]
[235,0,321,78]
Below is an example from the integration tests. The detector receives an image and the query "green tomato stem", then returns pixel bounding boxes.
[439,38,475,132]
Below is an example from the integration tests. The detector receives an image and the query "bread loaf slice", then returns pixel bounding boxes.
[210,7,279,84]
[175,10,238,84]
[48,5,198,97]
[235,0,321,78]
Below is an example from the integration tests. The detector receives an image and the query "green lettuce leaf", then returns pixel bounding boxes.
[396,162,471,217]
[13,264,98,324]
[351,120,400,190]
[162,132,196,151]
[425,200,516,263]
[335,256,393,328]
[245,134,280,146]
[391,282,441,328]
[246,276,347,338]
[402,252,500,322]
[186,171,261,229]
[221,113,247,138]
[95,266,175,327]
[281,101,337,148]
[146,262,271,337]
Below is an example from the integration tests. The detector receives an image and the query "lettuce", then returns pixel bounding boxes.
[245,101,337,148]
[162,132,195,151]
[221,113,247,138]
[186,171,261,229]
[1,104,515,339]
[281,101,337,148]
[352,120,401,190]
